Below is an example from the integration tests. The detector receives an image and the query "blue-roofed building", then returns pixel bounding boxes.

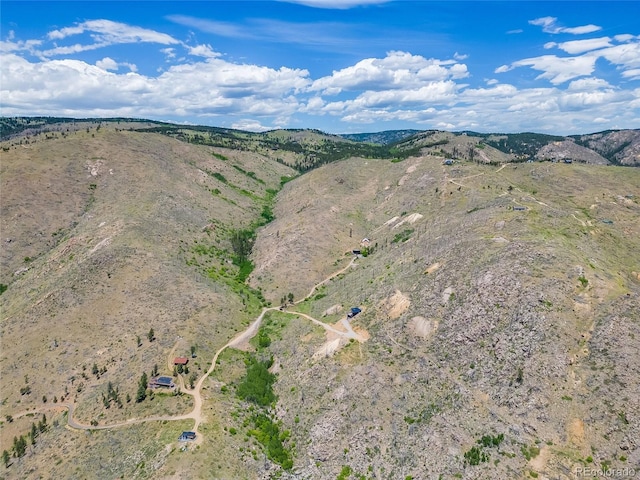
[179,431,196,441]
[149,376,175,389]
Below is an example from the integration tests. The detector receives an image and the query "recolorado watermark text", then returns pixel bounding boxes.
[575,466,637,478]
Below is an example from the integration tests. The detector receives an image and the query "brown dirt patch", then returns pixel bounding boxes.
[424,262,441,274]
[380,290,410,319]
[567,418,586,449]
[408,316,439,339]
[529,445,551,472]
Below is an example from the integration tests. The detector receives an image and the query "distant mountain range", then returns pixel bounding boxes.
[339,128,640,167]
[2,117,638,167]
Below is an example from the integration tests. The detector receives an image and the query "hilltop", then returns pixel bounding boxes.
[2,117,639,169]
[392,130,640,166]
[1,118,639,479]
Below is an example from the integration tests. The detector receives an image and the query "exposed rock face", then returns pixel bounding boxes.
[573,130,640,166]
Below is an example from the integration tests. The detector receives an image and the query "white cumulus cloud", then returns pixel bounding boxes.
[567,77,612,91]
[2,15,638,135]
[554,37,612,55]
[187,44,220,58]
[529,17,601,35]
[96,57,118,71]
[501,35,640,85]
[47,19,179,45]
[0,53,311,120]
[40,20,181,58]
[311,51,468,94]
[0,36,42,54]
[511,55,597,84]
[231,119,275,132]
[621,68,640,80]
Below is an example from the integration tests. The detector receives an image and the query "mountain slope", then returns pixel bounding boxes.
[390,129,640,165]
[0,122,296,479]
[250,155,640,479]
[1,119,639,479]
[339,129,421,145]
[571,130,640,166]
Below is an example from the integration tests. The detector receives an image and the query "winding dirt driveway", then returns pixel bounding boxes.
[17,255,363,441]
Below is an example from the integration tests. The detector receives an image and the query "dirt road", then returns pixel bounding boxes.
[31,255,365,442]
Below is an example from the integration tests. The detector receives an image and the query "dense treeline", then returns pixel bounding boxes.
[339,129,421,145]
[248,412,293,470]
[236,356,276,406]
[135,125,398,171]
[235,354,293,470]
[466,132,565,158]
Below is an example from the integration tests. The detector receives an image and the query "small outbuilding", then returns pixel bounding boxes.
[347,307,362,319]
[174,357,189,366]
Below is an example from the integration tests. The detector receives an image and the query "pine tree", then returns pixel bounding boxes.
[13,435,26,457]
[29,423,37,445]
[136,372,148,403]
[38,414,47,433]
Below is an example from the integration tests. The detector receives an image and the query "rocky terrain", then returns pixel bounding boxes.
[535,141,609,164]
[570,130,640,166]
[1,118,639,479]
[251,154,640,479]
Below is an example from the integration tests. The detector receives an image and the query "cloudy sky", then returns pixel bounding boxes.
[1,1,639,134]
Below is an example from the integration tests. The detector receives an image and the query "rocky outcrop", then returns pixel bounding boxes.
[535,140,609,164]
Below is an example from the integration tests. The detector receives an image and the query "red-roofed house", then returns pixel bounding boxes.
[174,357,189,366]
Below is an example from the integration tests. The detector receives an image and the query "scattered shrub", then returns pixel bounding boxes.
[464,446,489,466]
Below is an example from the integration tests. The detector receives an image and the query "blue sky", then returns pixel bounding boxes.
[1,1,639,134]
